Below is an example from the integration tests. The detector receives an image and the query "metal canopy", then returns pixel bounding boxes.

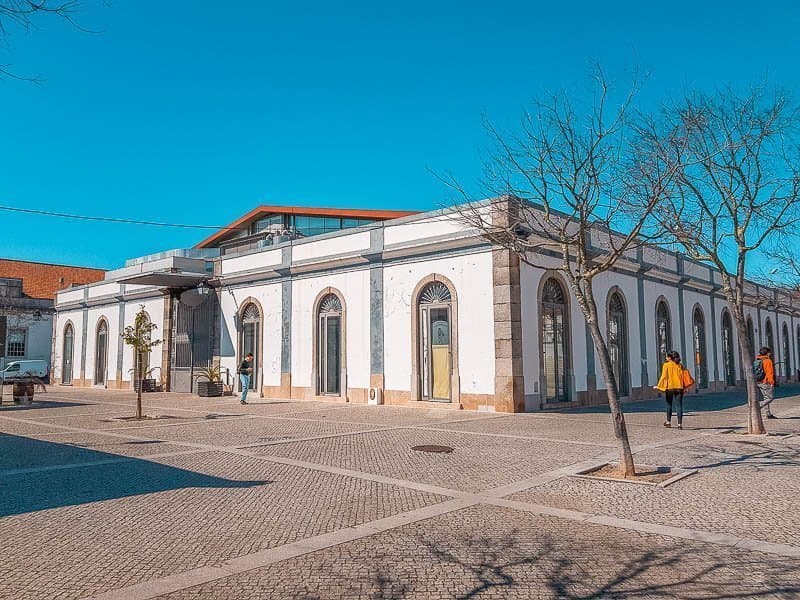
[118,271,209,288]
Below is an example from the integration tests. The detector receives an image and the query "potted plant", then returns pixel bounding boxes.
[12,371,47,405]
[131,366,159,393]
[195,365,224,397]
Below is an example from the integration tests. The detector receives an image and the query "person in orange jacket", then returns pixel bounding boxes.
[754,347,776,419]
[654,350,693,429]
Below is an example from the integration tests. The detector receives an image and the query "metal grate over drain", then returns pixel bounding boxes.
[412,444,454,454]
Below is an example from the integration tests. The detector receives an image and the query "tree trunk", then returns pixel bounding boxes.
[732,317,765,434]
[135,350,143,420]
[586,318,636,477]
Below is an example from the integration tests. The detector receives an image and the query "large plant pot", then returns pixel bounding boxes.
[12,382,35,404]
[133,378,157,393]
[197,381,223,397]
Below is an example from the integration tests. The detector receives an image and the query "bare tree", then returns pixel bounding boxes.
[0,0,83,80]
[447,69,685,477]
[652,87,800,434]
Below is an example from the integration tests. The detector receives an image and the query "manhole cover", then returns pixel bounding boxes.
[412,444,454,454]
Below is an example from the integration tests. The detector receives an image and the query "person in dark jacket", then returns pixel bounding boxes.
[239,352,254,404]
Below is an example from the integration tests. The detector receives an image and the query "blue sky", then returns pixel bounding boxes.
[1,1,799,269]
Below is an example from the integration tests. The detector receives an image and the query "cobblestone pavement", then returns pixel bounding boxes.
[1,385,799,599]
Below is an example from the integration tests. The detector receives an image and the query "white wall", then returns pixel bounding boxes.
[291,269,371,391]
[52,310,84,382]
[383,251,495,395]
[121,298,165,385]
[219,283,283,391]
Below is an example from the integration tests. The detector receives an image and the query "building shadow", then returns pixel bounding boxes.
[0,433,268,517]
[0,399,90,411]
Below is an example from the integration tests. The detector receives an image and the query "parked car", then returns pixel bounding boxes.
[0,360,48,382]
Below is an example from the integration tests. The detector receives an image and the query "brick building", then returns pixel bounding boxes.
[1,259,105,373]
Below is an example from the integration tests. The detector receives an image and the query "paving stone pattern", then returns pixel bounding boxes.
[0,386,799,599]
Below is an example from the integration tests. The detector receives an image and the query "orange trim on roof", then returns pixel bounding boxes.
[195,205,418,248]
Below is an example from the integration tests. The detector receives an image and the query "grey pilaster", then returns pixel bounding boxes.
[116,285,126,385]
[79,287,89,383]
[280,247,292,376]
[636,267,648,388]
[369,228,385,381]
[676,255,687,360]
[709,275,719,386]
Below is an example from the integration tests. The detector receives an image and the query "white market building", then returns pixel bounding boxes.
[52,202,800,412]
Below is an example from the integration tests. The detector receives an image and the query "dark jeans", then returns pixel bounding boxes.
[665,389,684,424]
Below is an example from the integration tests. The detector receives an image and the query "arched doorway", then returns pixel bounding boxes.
[721,310,736,386]
[317,293,343,395]
[692,307,708,389]
[540,277,570,403]
[782,323,791,381]
[607,291,629,396]
[418,281,454,402]
[94,319,109,386]
[655,299,672,368]
[62,323,74,385]
[239,303,261,392]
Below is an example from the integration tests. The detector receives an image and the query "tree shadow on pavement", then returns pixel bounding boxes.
[685,438,800,471]
[0,433,268,517]
[356,531,800,599]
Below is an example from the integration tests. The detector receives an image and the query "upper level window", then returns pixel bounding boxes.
[7,329,25,357]
[0,278,23,298]
[252,214,285,233]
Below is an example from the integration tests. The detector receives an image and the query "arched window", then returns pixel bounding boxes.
[746,316,756,357]
[721,310,736,387]
[765,318,775,353]
[62,323,74,385]
[95,319,109,386]
[239,302,261,392]
[418,281,454,402]
[782,323,791,381]
[317,293,343,395]
[655,300,672,368]
[607,291,629,396]
[692,307,708,389]
[541,278,570,403]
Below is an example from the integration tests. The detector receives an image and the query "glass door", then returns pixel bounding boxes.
[319,314,341,394]
[419,305,451,402]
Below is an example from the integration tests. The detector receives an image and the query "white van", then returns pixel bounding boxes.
[0,360,48,382]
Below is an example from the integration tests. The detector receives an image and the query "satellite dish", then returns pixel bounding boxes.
[180,288,208,307]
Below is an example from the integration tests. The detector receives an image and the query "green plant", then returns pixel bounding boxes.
[193,365,222,383]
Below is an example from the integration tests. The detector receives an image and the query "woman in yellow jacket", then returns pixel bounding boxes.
[654,351,693,429]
